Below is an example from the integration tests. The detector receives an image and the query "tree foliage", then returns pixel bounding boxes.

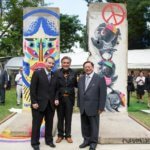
[127,0,150,49]
[0,0,39,56]
[60,14,83,53]
[79,25,88,51]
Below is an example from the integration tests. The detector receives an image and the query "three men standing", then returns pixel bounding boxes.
[30,56,58,150]
[30,57,106,150]
[77,61,107,150]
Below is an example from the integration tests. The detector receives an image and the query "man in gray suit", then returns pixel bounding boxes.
[77,61,106,150]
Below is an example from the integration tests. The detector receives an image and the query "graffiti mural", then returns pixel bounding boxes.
[90,3,126,112]
[23,8,60,110]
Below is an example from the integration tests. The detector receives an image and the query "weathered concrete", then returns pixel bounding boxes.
[85,2,150,144]
[23,7,60,110]
[87,3,128,112]
[1,111,32,137]
[1,111,57,137]
[0,113,150,150]
[99,112,150,144]
[1,112,150,145]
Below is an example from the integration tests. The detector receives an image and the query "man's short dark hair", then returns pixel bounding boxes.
[45,56,55,62]
[83,61,94,67]
[61,56,72,63]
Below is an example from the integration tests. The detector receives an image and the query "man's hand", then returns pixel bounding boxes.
[54,100,59,106]
[32,103,39,109]
[4,84,7,89]
[98,110,104,115]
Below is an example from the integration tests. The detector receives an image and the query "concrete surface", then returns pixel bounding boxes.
[0,113,150,150]
[100,112,150,144]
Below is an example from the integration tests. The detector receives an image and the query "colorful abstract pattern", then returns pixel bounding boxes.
[91,4,126,112]
[23,8,60,110]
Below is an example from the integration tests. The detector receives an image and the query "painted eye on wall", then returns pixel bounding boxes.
[42,43,46,48]
[101,29,105,35]
[37,43,40,47]
[27,46,39,58]
[48,42,52,48]
[44,48,55,58]
[30,42,34,47]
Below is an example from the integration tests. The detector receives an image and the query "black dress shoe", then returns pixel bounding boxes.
[89,148,95,150]
[32,145,40,150]
[89,143,97,150]
[46,142,56,148]
[79,141,89,148]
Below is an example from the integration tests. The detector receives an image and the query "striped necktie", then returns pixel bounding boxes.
[85,75,90,90]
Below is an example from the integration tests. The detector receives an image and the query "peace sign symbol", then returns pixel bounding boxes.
[102,3,126,26]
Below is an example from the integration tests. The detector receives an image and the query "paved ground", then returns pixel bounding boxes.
[0,113,150,150]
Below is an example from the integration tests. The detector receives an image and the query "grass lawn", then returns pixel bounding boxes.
[0,87,22,121]
[128,92,150,129]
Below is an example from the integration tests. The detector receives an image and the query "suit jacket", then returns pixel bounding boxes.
[54,68,77,105]
[77,73,107,116]
[0,69,8,88]
[145,76,150,91]
[30,69,58,112]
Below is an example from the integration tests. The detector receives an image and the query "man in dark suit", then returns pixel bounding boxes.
[54,56,77,143]
[0,65,8,105]
[77,61,107,150]
[30,56,58,150]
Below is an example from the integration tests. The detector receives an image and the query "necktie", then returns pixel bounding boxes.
[85,75,90,90]
[47,72,51,82]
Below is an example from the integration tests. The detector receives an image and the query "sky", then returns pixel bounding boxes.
[44,0,88,25]
[44,0,107,25]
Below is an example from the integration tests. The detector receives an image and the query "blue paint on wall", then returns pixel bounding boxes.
[23,9,60,20]
[24,17,59,36]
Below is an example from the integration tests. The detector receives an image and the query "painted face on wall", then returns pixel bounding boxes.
[99,60,115,78]
[23,8,60,108]
[91,23,120,50]
[24,38,59,71]
[100,27,116,42]
[105,90,125,112]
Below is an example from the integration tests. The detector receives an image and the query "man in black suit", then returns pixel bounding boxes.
[77,61,107,150]
[30,56,58,150]
[54,56,77,143]
[0,65,8,105]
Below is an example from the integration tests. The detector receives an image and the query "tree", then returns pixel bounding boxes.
[60,14,83,53]
[0,0,40,56]
[127,0,150,49]
[80,25,88,51]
